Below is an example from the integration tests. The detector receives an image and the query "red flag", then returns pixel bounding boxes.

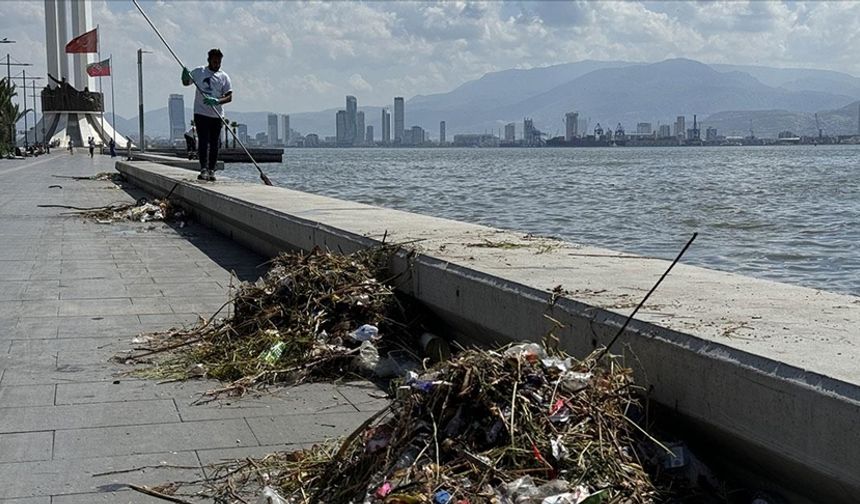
[65,28,98,53]
[86,58,110,77]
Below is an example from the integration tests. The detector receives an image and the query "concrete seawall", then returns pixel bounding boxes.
[117,160,860,503]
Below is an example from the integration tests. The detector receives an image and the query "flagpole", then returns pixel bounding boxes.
[110,54,116,143]
[97,24,104,149]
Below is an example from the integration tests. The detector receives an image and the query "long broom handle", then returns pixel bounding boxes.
[131,0,273,186]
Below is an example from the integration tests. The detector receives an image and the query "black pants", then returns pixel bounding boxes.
[194,113,222,171]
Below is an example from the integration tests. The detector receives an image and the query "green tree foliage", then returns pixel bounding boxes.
[0,78,31,154]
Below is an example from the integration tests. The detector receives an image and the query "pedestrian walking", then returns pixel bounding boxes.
[109,138,116,157]
[88,137,95,158]
[182,48,232,181]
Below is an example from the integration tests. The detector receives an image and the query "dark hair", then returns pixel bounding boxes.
[208,48,223,58]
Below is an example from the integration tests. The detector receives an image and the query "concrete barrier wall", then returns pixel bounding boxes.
[117,160,860,503]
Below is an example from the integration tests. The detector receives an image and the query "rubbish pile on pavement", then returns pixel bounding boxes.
[147,343,673,504]
[74,197,184,224]
[123,246,425,400]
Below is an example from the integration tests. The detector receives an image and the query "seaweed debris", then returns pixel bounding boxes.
[122,246,422,400]
[143,343,668,503]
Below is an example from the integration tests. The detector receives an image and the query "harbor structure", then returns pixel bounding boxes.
[394,97,404,143]
[168,94,185,142]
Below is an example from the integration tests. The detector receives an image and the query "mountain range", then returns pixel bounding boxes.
[118,58,860,140]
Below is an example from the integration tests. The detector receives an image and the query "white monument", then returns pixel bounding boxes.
[31,0,128,148]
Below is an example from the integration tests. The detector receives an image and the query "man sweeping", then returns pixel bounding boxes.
[181,48,232,181]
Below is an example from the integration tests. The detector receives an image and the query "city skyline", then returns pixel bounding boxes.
[5,1,860,119]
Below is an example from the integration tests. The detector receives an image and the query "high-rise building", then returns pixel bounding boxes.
[336,110,347,145]
[394,97,404,143]
[281,114,290,145]
[346,96,357,145]
[705,127,718,141]
[439,121,446,144]
[168,94,185,142]
[366,125,374,144]
[381,108,391,144]
[564,112,578,142]
[636,122,652,135]
[505,123,515,142]
[356,111,365,145]
[237,124,248,144]
[658,124,672,138]
[674,116,686,140]
[267,113,279,146]
[410,125,424,145]
[524,118,538,146]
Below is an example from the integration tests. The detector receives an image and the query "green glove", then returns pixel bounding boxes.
[181,67,192,84]
[203,95,219,106]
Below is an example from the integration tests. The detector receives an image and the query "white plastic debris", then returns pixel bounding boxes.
[349,324,379,342]
[257,485,288,504]
[551,436,569,461]
[504,342,547,361]
[559,371,592,393]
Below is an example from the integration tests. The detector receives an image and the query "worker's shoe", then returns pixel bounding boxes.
[197,169,208,181]
[206,169,216,181]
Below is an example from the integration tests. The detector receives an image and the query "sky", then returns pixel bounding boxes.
[3,0,860,119]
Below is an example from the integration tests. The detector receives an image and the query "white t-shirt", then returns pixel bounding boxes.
[190,66,232,118]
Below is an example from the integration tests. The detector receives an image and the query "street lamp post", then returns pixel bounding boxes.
[137,48,152,152]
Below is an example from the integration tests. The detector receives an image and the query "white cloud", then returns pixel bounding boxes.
[348,73,372,92]
[2,0,860,122]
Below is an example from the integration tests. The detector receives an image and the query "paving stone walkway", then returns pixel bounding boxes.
[0,152,385,502]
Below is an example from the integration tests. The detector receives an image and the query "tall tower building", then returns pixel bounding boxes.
[394,97,404,143]
[267,113,279,146]
[345,96,357,145]
[336,110,347,145]
[674,116,686,140]
[168,94,185,142]
[439,121,446,144]
[505,123,515,142]
[281,114,290,145]
[366,125,374,144]
[565,112,579,142]
[381,108,391,144]
[356,111,365,145]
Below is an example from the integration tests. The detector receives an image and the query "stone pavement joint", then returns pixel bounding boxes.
[0,153,388,501]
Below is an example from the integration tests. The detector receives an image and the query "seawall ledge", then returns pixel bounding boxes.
[117,159,859,502]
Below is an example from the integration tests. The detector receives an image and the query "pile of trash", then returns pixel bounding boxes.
[124,246,425,399]
[150,343,665,503]
[78,197,184,224]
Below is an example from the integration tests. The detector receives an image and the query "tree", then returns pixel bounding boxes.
[0,78,30,154]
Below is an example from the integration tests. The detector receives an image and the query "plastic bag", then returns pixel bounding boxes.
[257,485,287,504]
[349,324,379,341]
